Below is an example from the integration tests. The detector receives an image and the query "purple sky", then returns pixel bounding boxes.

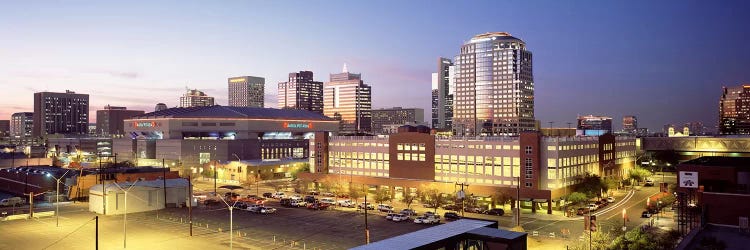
[1,1,748,132]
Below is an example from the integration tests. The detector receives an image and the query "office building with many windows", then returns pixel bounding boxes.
[33,90,90,137]
[228,76,265,107]
[371,107,425,135]
[303,128,635,214]
[324,65,372,134]
[278,71,323,114]
[10,112,33,138]
[432,57,455,130]
[453,32,534,136]
[622,115,637,133]
[95,105,145,137]
[719,84,750,135]
[179,89,215,108]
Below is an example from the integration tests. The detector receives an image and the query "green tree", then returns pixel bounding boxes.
[610,228,659,250]
[293,179,311,194]
[568,231,612,250]
[348,184,364,203]
[566,192,589,207]
[401,191,417,209]
[289,163,310,180]
[574,173,608,198]
[373,188,391,204]
[628,167,652,186]
[493,189,512,208]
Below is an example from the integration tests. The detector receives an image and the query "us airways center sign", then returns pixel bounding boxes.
[283,122,313,129]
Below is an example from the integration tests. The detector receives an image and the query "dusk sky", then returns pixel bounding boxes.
[1,1,748,131]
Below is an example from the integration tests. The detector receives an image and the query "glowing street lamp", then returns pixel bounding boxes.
[622,209,627,231]
[46,170,71,227]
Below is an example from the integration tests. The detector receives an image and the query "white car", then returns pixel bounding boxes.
[607,197,615,203]
[391,214,409,222]
[385,213,398,220]
[414,215,440,224]
[337,199,354,207]
[377,204,394,212]
[320,198,336,205]
[290,194,303,200]
[272,192,286,199]
[0,197,25,206]
[246,204,262,213]
[259,207,276,214]
[291,200,307,207]
[587,203,598,211]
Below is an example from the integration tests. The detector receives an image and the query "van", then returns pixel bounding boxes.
[0,197,26,206]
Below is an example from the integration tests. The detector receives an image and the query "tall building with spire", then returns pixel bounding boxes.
[278,71,323,114]
[453,32,534,136]
[324,64,372,134]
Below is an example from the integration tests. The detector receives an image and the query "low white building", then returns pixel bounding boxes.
[89,179,191,215]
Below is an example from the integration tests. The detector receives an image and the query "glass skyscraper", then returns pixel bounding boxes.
[453,32,534,136]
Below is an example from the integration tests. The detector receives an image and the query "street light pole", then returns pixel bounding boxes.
[47,170,71,227]
[113,180,139,249]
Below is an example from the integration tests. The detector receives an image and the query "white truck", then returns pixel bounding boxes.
[414,215,440,224]
[0,197,26,206]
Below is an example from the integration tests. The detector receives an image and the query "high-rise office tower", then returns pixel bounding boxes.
[622,115,637,133]
[324,65,372,134]
[453,32,534,136]
[278,71,323,114]
[228,76,265,107]
[180,89,215,107]
[719,85,750,135]
[371,107,425,134]
[155,103,168,112]
[33,90,90,137]
[431,58,455,130]
[10,112,33,138]
[96,105,145,137]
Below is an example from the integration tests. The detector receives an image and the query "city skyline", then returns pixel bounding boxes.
[1,1,749,130]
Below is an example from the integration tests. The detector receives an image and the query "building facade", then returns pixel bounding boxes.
[323,66,372,134]
[431,57,455,130]
[228,76,265,107]
[305,128,635,213]
[371,107,425,135]
[278,71,323,114]
[10,112,33,138]
[577,115,612,136]
[33,91,90,137]
[113,106,339,167]
[179,89,215,107]
[453,32,534,136]
[622,115,637,133]
[95,105,145,137]
[719,85,750,135]
[0,120,9,137]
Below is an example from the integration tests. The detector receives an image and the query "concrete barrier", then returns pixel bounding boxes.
[3,214,30,221]
[32,211,55,218]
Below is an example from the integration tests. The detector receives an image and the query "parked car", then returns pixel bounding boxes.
[414,215,440,224]
[645,179,654,186]
[246,204,262,213]
[464,206,485,213]
[279,198,293,207]
[272,192,286,199]
[259,207,276,214]
[400,209,417,216]
[442,204,460,211]
[385,213,398,220]
[321,192,335,197]
[304,195,317,203]
[320,198,336,205]
[607,197,615,203]
[290,194,303,200]
[641,210,653,218]
[262,192,273,198]
[307,202,330,210]
[444,212,461,221]
[337,200,355,207]
[291,200,307,207]
[485,208,504,216]
[0,197,26,206]
[595,201,605,208]
[377,204,394,212]
[391,214,409,222]
[587,203,598,211]
[577,207,590,215]
[358,202,374,210]
[233,202,248,209]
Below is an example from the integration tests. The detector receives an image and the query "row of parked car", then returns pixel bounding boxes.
[232,202,277,214]
[577,197,616,215]
[439,204,505,216]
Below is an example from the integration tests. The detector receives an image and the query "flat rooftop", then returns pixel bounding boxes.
[682,156,750,168]
[134,105,333,121]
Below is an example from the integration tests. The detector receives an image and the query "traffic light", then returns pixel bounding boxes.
[589,215,597,232]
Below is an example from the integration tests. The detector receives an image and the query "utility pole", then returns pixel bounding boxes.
[516,176,521,227]
[455,182,468,217]
[163,158,167,207]
[188,171,193,236]
[95,216,99,250]
[363,184,369,244]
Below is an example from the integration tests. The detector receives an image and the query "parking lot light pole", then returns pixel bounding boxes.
[46,169,71,227]
[217,192,241,250]
[112,180,139,249]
